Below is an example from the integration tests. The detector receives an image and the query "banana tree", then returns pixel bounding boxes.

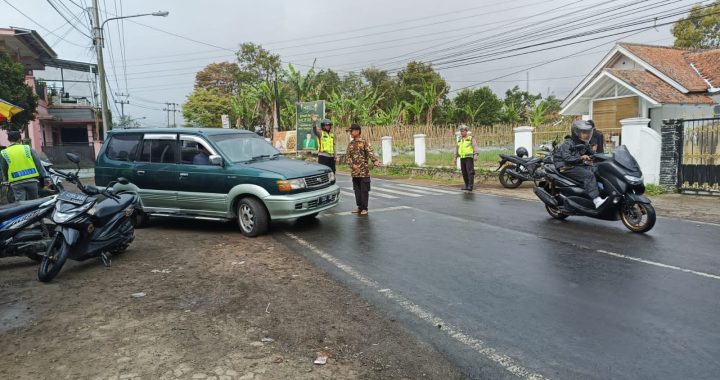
[500,102,522,126]
[285,63,322,103]
[409,81,447,127]
[528,101,549,127]
[462,101,484,125]
[327,91,357,128]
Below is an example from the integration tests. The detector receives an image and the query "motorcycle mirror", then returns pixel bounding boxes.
[117,177,129,185]
[65,152,81,164]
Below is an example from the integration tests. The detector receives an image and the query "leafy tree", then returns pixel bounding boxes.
[194,62,240,94]
[672,1,720,49]
[230,85,260,129]
[503,86,541,123]
[538,95,562,121]
[453,87,503,125]
[339,72,367,99]
[315,69,342,101]
[0,51,38,132]
[361,67,398,111]
[500,102,522,126]
[182,88,235,128]
[397,61,447,106]
[236,43,281,85]
[115,115,142,129]
[528,102,549,126]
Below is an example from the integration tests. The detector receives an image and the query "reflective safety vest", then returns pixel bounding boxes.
[457,137,475,158]
[1,144,39,183]
[319,131,334,155]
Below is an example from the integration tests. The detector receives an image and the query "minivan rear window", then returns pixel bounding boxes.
[105,134,141,161]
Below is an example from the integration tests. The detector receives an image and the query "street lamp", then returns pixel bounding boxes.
[90,2,169,138]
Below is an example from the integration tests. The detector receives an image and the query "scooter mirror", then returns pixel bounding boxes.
[117,177,129,185]
[65,153,81,164]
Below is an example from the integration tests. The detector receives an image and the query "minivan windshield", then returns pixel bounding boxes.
[210,133,280,162]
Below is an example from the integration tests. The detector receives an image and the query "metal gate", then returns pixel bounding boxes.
[679,118,720,193]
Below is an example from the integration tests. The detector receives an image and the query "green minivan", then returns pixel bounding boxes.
[94,128,340,236]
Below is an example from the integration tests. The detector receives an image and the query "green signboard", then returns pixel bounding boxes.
[296,100,325,151]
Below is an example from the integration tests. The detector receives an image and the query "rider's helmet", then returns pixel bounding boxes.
[571,120,594,143]
[516,147,529,158]
[320,118,332,128]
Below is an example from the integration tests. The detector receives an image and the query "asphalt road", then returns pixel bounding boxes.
[273,174,720,380]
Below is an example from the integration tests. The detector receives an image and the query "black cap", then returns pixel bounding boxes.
[347,123,361,132]
[7,130,21,142]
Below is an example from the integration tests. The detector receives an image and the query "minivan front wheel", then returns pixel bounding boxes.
[237,197,269,237]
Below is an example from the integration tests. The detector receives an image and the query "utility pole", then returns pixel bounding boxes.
[526,71,530,93]
[90,0,111,137]
[163,102,178,127]
[273,72,281,137]
[114,93,129,118]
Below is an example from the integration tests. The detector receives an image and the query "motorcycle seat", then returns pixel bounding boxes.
[0,197,51,221]
[94,193,136,219]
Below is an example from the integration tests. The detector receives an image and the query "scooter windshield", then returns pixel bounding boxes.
[613,146,641,174]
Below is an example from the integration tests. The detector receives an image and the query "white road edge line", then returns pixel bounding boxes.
[597,250,720,280]
[342,187,398,199]
[388,183,460,195]
[371,186,423,197]
[284,233,549,380]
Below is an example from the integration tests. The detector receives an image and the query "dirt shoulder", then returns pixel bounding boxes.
[0,219,464,380]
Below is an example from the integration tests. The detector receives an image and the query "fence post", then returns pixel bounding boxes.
[381,136,393,165]
[660,119,683,190]
[513,126,534,157]
[414,134,426,166]
[620,117,660,184]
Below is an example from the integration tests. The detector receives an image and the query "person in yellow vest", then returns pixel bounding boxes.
[1,130,48,202]
[310,114,336,173]
[455,125,479,191]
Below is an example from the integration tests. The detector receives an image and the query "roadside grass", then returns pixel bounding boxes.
[645,183,667,196]
[386,149,510,168]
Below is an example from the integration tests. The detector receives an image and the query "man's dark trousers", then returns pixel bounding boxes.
[352,177,370,210]
[562,166,600,199]
[460,157,475,190]
[318,155,336,173]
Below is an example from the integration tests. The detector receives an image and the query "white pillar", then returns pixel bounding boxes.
[514,126,534,157]
[620,117,660,184]
[414,134,426,167]
[381,136,393,165]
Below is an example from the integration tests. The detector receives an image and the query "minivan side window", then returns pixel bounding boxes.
[105,134,141,161]
[137,139,178,163]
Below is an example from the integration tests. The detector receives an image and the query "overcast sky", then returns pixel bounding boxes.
[4,0,706,127]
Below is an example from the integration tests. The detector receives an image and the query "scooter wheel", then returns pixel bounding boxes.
[546,204,569,220]
[38,234,69,282]
[499,165,523,189]
[621,203,656,233]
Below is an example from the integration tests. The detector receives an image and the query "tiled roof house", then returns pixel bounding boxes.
[561,43,720,132]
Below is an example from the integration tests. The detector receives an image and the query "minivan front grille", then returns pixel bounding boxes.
[305,173,330,189]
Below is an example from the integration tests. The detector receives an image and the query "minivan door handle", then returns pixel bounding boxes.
[179,172,189,178]
[137,170,146,175]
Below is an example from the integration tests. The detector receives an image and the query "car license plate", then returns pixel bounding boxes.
[317,194,334,205]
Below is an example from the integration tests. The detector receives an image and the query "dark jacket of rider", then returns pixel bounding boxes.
[553,136,593,170]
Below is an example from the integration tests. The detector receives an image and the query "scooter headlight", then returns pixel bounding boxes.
[624,174,644,184]
[52,202,93,223]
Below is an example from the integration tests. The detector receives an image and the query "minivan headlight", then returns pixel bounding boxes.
[277,179,306,192]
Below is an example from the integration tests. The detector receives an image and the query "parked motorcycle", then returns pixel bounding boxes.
[38,153,139,282]
[533,145,656,233]
[0,195,56,261]
[497,146,552,188]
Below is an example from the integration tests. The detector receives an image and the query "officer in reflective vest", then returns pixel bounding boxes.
[311,114,336,173]
[455,125,479,191]
[1,130,48,202]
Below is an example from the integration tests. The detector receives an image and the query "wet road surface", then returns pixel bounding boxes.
[273,174,720,380]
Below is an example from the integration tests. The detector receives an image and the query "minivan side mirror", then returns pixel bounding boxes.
[209,154,223,166]
[66,152,80,164]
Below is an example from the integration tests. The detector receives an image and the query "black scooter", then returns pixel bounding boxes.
[38,153,139,282]
[533,145,656,233]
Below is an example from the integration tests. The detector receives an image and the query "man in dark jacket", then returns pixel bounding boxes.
[553,120,607,208]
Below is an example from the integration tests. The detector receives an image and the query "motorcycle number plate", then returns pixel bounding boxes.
[57,191,89,205]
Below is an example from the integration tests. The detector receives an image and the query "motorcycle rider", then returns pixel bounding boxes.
[1,129,48,202]
[553,120,607,208]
